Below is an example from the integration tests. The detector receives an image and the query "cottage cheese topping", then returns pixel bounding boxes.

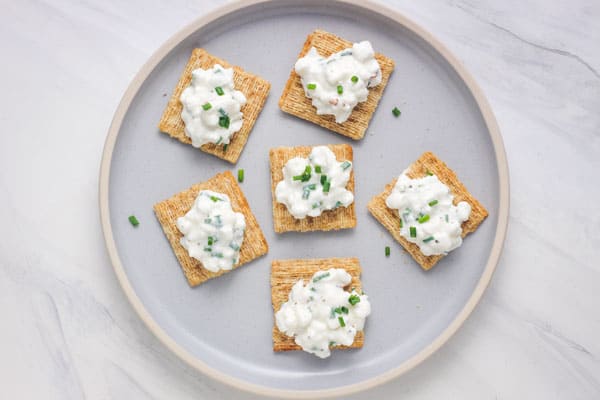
[176,190,245,272]
[294,41,382,123]
[180,64,247,147]
[275,268,371,358]
[275,146,354,219]
[385,173,471,256]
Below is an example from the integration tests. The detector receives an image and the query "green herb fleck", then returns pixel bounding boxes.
[348,294,360,306]
[320,174,327,185]
[340,161,351,170]
[215,86,224,96]
[426,170,434,176]
[445,214,449,222]
[418,214,430,224]
[392,107,401,117]
[329,341,336,347]
[322,180,331,193]
[399,218,403,228]
[210,195,221,202]
[202,102,212,111]
[223,144,228,152]
[410,226,417,238]
[315,165,322,174]
[313,272,330,283]
[306,183,316,190]
[351,75,359,83]
[428,200,438,207]
[307,83,316,90]
[238,169,244,183]
[128,215,139,227]
[218,113,230,129]
[423,236,435,243]
[385,246,390,257]
[338,316,346,327]
[337,85,343,94]
[302,189,310,199]
[312,202,321,209]
[208,236,214,246]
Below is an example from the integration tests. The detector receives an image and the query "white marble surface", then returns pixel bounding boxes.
[1,0,599,398]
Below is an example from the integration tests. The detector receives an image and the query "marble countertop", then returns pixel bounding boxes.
[1,0,598,398]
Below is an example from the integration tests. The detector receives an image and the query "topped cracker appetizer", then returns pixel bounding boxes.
[280,29,395,140]
[269,144,356,233]
[368,152,488,270]
[159,49,270,164]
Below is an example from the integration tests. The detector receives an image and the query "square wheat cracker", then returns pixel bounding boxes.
[271,257,365,352]
[269,144,356,233]
[153,171,268,286]
[367,152,488,270]
[158,48,271,164]
[279,29,395,140]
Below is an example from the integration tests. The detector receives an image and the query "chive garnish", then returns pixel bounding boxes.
[128,215,139,227]
[426,170,433,176]
[322,180,331,193]
[423,236,435,243]
[341,306,349,314]
[410,226,417,238]
[385,246,390,257]
[215,136,222,145]
[312,202,321,209]
[445,214,449,222]
[229,243,240,251]
[320,175,327,185]
[428,200,438,207]
[334,201,342,208]
[399,218,403,228]
[215,86,224,96]
[238,169,244,183]
[338,317,346,327]
[202,102,212,110]
[223,143,228,152]
[351,75,359,83]
[292,165,312,182]
[212,252,224,258]
[307,83,316,90]
[210,195,221,202]
[348,294,360,305]
[313,272,330,283]
[302,189,310,199]
[293,175,303,181]
[208,236,214,246]
[337,85,343,94]
[315,165,322,173]
[418,214,430,224]
[218,113,230,129]
[306,183,316,190]
[204,247,212,252]
[392,107,401,117]
[340,161,351,170]
[329,341,336,347]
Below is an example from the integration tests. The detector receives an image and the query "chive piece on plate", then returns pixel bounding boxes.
[202,102,212,111]
[410,226,417,238]
[215,86,224,95]
[338,316,346,327]
[315,165,322,174]
[238,169,244,183]
[218,114,230,129]
[385,246,390,257]
[392,107,401,117]
[340,161,351,170]
[351,75,358,83]
[418,214,430,224]
[313,272,330,283]
[320,174,327,185]
[322,180,331,193]
[223,144,228,152]
[208,236,214,246]
[337,85,343,94]
[428,200,438,207]
[307,83,316,90]
[423,236,435,243]
[128,215,139,227]
[426,170,433,176]
[348,294,360,305]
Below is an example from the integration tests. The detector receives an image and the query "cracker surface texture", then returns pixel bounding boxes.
[153,171,268,286]
[279,29,395,140]
[271,257,364,352]
[367,152,488,270]
[159,48,271,163]
[269,144,356,233]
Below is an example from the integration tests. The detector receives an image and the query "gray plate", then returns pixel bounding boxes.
[100,0,509,397]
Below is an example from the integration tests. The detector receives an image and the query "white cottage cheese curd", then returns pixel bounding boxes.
[275,146,353,219]
[385,173,471,256]
[180,64,246,147]
[176,190,245,272]
[275,268,371,358]
[294,41,382,123]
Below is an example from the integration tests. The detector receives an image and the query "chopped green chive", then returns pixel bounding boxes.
[215,86,224,96]
[320,175,327,185]
[210,195,221,202]
[312,202,321,209]
[293,165,312,182]
[313,272,330,283]
[334,201,343,208]
[418,214,430,224]
[399,218,403,228]
[218,114,230,129]
[337,85,343,94]
[338,317,346,327]
[410,226,417,238]
[204,218,212,224]
[215,136,222,145]
[128,215,139,227]
[392,107,401,117]
[307,83,317,90]
[212,252,224,258]
[238,169,244,183]
[428,200,438,207]
[348,294,360,306]
[351,75,359,83]
[322,180,331,193]
[315,165,322,174]
[445,214,449,222]
[341,306,349,314]
[426,170,433,176]
[204,247,212,252]
[385,246,390,257]
[340,161,351,170]
[208,236,214,246]
[329,341,336,347]
[423,236,435,243]
[202,102,212,110]
[302,189,310,199]
[223,143,228,152]
[229,243,240,251]
[306,183,316,190]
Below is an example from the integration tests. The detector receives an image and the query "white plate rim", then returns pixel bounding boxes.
[99,0,510,397]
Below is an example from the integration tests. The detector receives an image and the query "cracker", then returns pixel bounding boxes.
[158,48,271,164]
[367,152,488,270]
[269,144,356,233]
[153,171,268,286]
[271,257,364,352]
[279,29,395,140]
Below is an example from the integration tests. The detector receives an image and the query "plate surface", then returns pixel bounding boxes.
[100,0,509,397]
